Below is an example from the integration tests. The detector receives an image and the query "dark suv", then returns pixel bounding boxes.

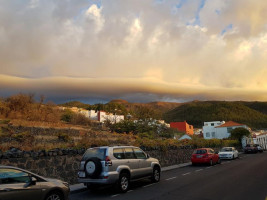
[78,146,161,192]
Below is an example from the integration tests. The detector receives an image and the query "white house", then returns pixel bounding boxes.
[203,121,248,139]
[98,111,124,124]
[203,121,225,139]
[88,110,98,121]
[253,133,267,150]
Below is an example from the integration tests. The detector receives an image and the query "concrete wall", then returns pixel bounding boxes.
[0,148,194,185]
[216,125,247,139]
[203,121,225,139]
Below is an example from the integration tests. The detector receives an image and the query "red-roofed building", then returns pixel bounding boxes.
[170,121,194,135]
[203,120,249,139]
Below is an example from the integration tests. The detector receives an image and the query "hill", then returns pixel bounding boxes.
[240,101,267,115]
[163,101,267,129]
[59,101,90,109]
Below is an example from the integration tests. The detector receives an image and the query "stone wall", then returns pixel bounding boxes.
[6,125,81,136]
[0,148,194,184]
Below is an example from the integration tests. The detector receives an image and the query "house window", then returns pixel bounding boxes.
[211,123,214,126]
[212,132,215,138]
[206,132,210,137]
[227,127,233,133]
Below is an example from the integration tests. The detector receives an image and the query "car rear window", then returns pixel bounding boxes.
[82,148,106,161]
[193,149,207,154]
[221,147,232,152]
[113,148,125,159]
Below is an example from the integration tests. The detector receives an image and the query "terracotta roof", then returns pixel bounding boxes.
[216,121,245,128]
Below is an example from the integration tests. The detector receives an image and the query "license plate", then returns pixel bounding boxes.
[78,172,86,178]
[197,155,202,158]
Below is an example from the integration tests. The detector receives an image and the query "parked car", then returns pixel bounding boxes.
[244,144,258,153]
[77,146,161,193]
[218,147,239,159]
[0,165,69,200]
[191,148,221,166]
[253,144,263,153]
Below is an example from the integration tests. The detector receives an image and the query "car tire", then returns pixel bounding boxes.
[232,155,235,160]
[118,173,130,193]
[45,191,63,200]
[209,159,213,166]
[217,158,221,164]
[192,162,196,166]
[84,157,102,178]
[151,166,160,183]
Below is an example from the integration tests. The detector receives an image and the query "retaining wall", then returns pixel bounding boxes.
[0,148,194,184]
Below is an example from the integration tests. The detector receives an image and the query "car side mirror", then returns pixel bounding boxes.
[24,176,37,188]
[146,154,150,159]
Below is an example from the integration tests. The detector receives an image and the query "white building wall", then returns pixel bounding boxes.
[99,111,124,124]
[216,125,247,139]
[203,121,225,139]
[255,134,267,150]
[88,110,98,120]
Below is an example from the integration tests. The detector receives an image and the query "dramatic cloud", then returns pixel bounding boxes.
[0,0,267,102]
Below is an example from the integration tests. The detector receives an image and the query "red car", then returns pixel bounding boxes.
[191,148,221,166]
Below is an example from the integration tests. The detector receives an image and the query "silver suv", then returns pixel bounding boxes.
[78,146,161,192]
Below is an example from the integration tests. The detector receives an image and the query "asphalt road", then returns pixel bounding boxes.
[70,152,267,200]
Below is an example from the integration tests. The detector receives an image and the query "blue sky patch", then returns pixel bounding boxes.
[221,24,233,35]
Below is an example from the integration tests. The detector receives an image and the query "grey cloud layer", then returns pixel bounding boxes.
[0,0,267,101]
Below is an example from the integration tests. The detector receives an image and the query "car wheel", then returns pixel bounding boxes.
[151,166,160,183]
[209,159,213,166]
[84,157,102,178]
[45,191,63,200]
[217,158,221,164]
[118,173,130,193]
[232,155,235,160]
[192,162,196,166]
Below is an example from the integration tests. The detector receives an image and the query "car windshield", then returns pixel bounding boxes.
[82,148,106,161]
[221,148,233,152]
[193,149,207,154]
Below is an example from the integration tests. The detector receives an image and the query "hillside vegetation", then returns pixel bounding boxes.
[60,99,181,120]
[164,101,267,129]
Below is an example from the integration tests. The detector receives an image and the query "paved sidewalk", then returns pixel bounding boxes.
[70,162,191,193]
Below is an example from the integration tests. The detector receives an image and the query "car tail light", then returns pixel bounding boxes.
[105,156,112,166]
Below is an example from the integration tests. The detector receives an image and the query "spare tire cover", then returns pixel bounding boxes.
[84,157,102,178]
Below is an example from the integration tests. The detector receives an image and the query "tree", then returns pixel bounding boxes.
[230,127,250,143]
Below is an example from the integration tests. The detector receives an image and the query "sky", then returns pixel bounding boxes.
[0,0,267,103]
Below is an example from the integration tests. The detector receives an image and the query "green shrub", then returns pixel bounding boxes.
[11,131,33,142]
[0,119,10,124]
[57,133,71,142]
[61,109,74,122]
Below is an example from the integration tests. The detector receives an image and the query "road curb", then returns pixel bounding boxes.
[70,162,192,194]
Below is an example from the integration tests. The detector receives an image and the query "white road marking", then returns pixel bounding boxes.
[195,169,203,172]
[166,176,177,181]
[206,167,212,169]
[111,194,120,198]
[182,172,191,176]
[143,183,157,188]
[128,190,134,193]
